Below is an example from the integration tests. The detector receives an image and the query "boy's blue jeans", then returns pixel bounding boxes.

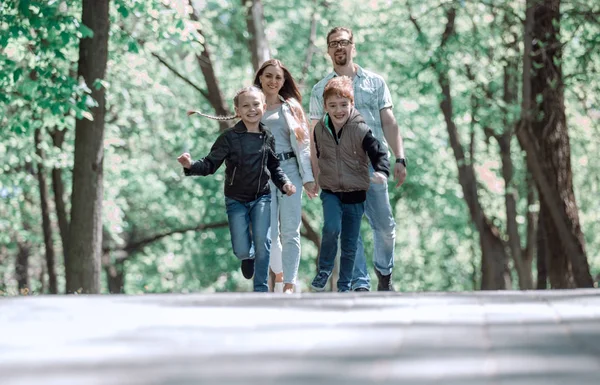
[225,194,271,292]
[318,191,365,292]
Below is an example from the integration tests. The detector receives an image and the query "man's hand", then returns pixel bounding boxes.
[177,153,192,169]
[394,163,407,187]
[371,171,388,184]
[283,183,297,196]
[303,182,317,199]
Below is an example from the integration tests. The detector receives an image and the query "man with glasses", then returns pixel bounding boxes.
[309,26,407,292]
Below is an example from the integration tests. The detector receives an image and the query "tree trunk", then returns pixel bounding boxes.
[50,128,70,276]
[0,247,6,292]
[301,212,321,252]
[103,252,125,294]
[34,128,58,294]
[536,207,549,289]
[500,132,531,289]
[16,240,30,292]
[523,173,537,284]
[241,0,270,72]
[500,54,532,289]
[16,194,35,293]
[188,0,232,131]
[439,78,510,290]
[521,0,592,288]
[65,0,110,294]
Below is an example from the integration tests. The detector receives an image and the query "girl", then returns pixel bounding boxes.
[253,59,316,294]
[177,86,296,292]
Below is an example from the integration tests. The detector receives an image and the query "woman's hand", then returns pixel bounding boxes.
[303,182,318,199]
[370,171,387,184]
[283,183,297,196]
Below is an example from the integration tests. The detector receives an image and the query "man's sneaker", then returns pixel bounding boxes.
[241,258,255,279]
[310,271,330,292]
[354,287,369,292]
[375,270,394,291]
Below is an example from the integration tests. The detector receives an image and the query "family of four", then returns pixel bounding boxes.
[177,27,407,293]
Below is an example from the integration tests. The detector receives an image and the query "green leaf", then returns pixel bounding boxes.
[79,25,94,39]
[13,68,23,82]
[18,0,31,16]
[127,40,139,53]
[117,4,130,18]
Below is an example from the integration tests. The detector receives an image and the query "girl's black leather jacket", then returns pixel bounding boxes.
[184,120,290,203]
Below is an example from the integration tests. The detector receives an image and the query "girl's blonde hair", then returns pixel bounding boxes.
[188,86,265,121]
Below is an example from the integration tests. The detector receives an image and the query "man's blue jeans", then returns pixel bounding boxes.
[352,170,396,290]
[318,191,365,292]
[225,194,271,292]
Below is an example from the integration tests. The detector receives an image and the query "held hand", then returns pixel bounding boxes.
[394,163,407,188]
[303,182,317,199]
[177,153,192,169]
[371,171,387,184]
[312,182,320,196]
[283,183,296,196]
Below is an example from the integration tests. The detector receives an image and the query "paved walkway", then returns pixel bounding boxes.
[1,289,599,384]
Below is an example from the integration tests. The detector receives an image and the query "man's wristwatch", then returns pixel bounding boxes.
[395,158,407,167]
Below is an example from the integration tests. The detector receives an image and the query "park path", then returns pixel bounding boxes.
[1,289,599,384]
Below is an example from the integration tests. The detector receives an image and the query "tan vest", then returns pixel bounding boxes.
[314,109,371,192]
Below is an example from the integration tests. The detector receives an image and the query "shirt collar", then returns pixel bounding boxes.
[331,64,364,79]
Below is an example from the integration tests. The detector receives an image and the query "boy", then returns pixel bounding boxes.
[310,76,390,292]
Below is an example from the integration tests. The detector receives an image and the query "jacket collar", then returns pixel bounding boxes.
[232,120,268,133]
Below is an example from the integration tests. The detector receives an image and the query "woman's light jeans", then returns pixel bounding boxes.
[268,158,304,284]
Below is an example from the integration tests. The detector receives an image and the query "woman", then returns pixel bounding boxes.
[253,59,316,294]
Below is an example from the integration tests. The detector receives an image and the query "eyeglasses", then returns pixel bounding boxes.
[327,39,353,49]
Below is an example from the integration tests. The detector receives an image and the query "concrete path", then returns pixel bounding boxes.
[1,289,599,384]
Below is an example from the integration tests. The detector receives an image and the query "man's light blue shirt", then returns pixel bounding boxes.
[309,64,394,152]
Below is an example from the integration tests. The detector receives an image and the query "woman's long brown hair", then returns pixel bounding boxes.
[253,59,308,141]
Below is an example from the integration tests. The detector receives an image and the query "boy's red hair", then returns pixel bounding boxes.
[323,76,354,103]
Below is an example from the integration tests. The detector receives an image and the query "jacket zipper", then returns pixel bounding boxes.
[328,119,344,191]
[256,134,267,197]
[229,167,237,186]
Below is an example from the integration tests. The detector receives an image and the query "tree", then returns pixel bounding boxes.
[242,0,270,71]
[34,127,58,293]
[410,6,511,290]
[517,0,593,288]
[65,0,110,294]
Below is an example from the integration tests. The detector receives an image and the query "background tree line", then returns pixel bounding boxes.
[1,0,598,294]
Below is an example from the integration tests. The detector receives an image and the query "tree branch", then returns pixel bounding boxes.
[104,221,229,259]
[150,52,209,99]
[299,0,320,89]
[300,211,321,251]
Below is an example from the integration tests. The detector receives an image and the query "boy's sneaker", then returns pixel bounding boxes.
[310,271,330,292]
[241,258,255,279]
[375,270,394,291]
[354,287,369,292]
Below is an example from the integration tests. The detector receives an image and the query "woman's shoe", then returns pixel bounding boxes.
[274,282,284,293]
[283,283,294,294]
